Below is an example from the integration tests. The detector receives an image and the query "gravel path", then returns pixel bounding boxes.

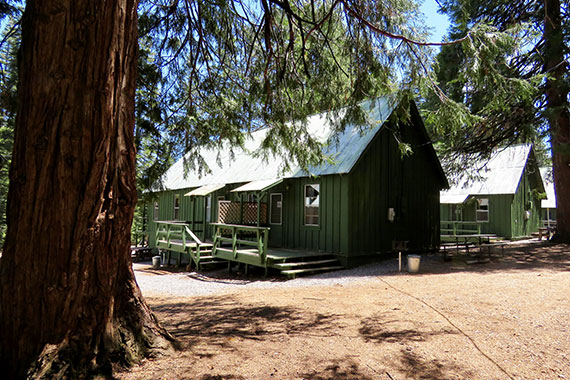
[133,240,537,298]
[133,257,403,298]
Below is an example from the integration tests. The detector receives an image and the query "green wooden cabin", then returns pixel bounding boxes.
[440,144,545,239]
[147,98,448,267]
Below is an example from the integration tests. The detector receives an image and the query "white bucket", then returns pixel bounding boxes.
[152,256,161,269]
[407,255,421,273]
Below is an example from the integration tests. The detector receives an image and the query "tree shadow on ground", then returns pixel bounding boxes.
[300,358,377,380]
[151,295,342,352]
[359,314,458,344]
[394,349,475,380]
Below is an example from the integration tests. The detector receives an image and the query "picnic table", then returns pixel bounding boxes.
[440,234,503,263]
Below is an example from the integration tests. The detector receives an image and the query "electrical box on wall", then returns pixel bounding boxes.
[387,207,395,222]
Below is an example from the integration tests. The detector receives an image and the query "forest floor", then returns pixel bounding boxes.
[118,240,569,380]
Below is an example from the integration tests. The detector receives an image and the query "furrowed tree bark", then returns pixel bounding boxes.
[544,0,570,242]
[0,1,173,379]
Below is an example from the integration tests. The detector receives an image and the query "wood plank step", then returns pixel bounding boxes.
[272,259,339,269]
[214,247,261,257]
[193,255,215,260]
[281,265,344,278]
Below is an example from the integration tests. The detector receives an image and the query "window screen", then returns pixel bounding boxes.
[476,198,489,222]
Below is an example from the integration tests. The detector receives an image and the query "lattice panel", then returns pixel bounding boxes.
[218,201,241,224]
[218,200,267,225]
[242,202,267,225]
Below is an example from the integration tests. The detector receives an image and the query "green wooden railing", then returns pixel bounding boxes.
[211,222,270,264]
[441,220,486,235]
[155,221,211,267]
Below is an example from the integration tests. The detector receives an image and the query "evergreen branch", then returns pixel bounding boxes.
[339,0,470,47]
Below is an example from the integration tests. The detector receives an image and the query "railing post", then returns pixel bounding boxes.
[232,226,238,258]
[166,224,171,247]
[155,223,160,246]
[263,228,269,262]
[257,229,262,263]
[212,225,219,256]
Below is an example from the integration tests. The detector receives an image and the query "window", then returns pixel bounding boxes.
[304,184,320,226]
[205,196,212,223]
[153,201,159,221]
[270,193,283,225]
[173,194,180,220]
[476,198,489,222]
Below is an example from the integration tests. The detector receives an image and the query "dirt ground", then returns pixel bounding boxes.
[118,241,570,380]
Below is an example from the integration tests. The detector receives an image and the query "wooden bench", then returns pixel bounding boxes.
[440,241,477,261]
[478,242,506,257]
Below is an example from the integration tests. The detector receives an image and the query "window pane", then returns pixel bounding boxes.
[304,184,320,226]
[174,195,180,220]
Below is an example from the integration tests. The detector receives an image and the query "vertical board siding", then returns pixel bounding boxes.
[511,168,542,237]
[273,175,349,255]
[348,118,443,256]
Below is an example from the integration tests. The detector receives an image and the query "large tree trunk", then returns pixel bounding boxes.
[0,1,173,378]
[543,0,570,241]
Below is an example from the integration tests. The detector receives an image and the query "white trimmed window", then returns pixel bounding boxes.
[174,194,180,220]
[476,198,489,222]
[304,184,320,226]
[270,193,283,225]
[153,201,159,221]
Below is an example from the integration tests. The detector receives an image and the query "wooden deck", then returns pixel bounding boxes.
[155,221,343,278]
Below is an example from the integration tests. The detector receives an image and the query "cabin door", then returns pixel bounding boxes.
[268,193,284,247]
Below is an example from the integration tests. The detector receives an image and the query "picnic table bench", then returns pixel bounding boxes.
[440,234,500,263]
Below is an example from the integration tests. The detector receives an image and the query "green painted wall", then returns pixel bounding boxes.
[266,175,350,255]
[511,167,542,237]
[348,118,442,256]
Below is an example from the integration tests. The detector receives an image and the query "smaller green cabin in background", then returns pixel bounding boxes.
[440,144,545,239]
[147,97,448,267]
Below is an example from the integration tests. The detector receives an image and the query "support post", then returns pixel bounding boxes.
[256,192,261,227]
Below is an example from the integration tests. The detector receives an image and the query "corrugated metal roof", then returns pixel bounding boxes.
[158,97,397,191]
[440,144,533,202]
[184,184,226,196]
[540,167,556,209]
[231,178,283,192]
[440,194,469,204]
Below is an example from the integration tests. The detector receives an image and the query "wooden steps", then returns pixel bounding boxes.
[272,255,343,278]
[272,259,339,270]
[280,265,344,279]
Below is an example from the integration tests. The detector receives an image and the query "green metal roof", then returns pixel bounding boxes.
[157,97,399,191]
[441,144,544,204]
